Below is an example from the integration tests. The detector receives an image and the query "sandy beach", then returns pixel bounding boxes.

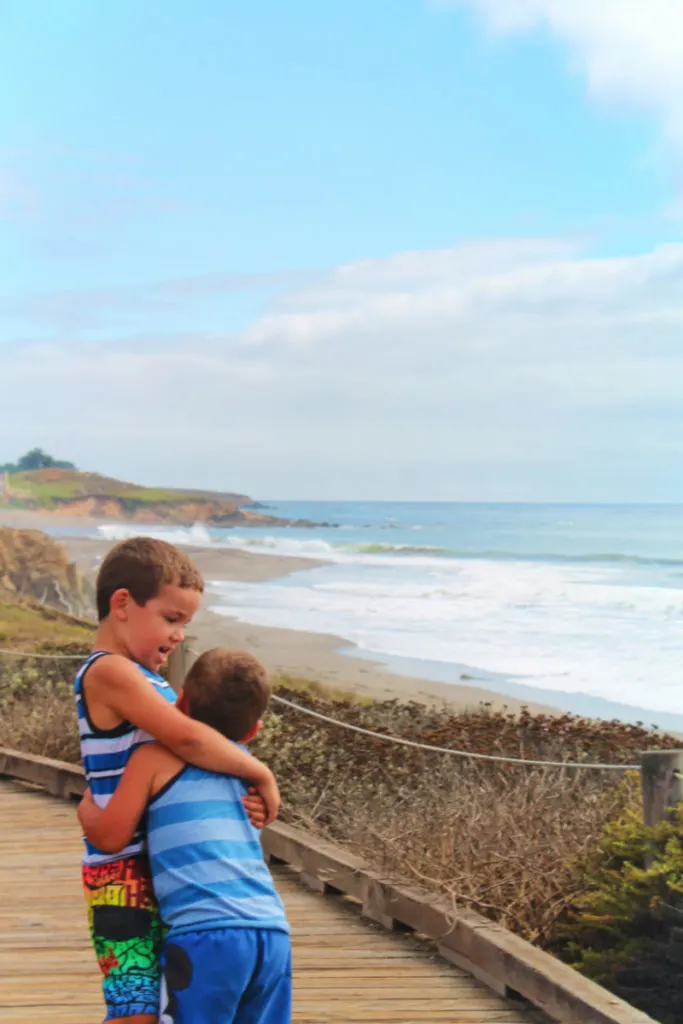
[5,508,680,725]
[0,509,559,712]
[26,524,561,715]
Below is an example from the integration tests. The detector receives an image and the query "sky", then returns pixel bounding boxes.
[2,0,683,501]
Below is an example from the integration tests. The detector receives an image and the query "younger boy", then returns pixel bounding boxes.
[79,648,291,1024]
[76,537,279,1023]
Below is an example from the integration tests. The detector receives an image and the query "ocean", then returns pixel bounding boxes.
[97,502,683,727]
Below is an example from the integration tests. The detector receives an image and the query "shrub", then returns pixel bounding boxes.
[0,664,81,762]
[252,687,646,943]
[563,776,683,1024]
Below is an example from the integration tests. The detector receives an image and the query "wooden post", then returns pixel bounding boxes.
[166,639,197,692]
[166,645,184,691]
[640,750,683,827]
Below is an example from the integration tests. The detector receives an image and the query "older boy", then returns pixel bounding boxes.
[79,648,291,1024]
[75,538,279,1023]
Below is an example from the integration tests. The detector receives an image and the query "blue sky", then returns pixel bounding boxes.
[2,0,682,500]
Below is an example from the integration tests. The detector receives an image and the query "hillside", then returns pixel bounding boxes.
[0,468,303,527]
[0,597,94,653]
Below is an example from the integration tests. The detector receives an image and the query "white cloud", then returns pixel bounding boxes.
[443,0,683,157]
[241,242,683,352]
[3,238,683,500]
[3,235,683,499]
[0,269,311,333]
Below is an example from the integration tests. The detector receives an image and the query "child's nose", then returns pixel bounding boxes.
[171,625,184,643]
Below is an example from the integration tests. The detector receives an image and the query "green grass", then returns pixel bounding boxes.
[5,470,214,508]
[0,598,94,651]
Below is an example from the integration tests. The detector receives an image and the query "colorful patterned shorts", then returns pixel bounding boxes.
[82,855,164,1020]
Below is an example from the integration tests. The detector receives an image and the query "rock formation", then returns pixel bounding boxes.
[0,528,94,618]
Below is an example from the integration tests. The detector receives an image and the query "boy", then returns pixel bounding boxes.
[79,648,291,1024]
[75,537,279,1023]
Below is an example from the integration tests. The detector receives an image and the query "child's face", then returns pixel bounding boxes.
[117,583,202,672]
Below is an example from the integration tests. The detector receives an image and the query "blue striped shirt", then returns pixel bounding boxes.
[147,764,289,937]
[74,651,176,864]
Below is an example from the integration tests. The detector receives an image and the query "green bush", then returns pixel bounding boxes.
[565,775,683,1023]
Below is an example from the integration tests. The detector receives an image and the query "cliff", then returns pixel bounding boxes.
[0,527,94,620]
[0,469,313,528]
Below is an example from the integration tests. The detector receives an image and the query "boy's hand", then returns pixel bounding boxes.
[242,787,267,830]
[253,768,281,826]
[77,788,101,834]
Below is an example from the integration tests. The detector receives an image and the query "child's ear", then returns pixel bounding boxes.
[109,589,130,622]
[176,689,190,714]
[241,720,263,744]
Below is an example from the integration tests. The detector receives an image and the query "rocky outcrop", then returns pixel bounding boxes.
[11,495,317,528]
[0,528,94,618]
[0,468,325,528]
[21,496,319,528]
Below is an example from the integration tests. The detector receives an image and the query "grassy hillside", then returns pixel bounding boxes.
[0,597,94,652]
[3,468,250,508]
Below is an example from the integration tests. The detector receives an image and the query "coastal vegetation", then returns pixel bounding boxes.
[563,795,683,1023]
[0,447,76,474]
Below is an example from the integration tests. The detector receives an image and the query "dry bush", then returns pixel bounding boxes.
[253,687,655,944]
[347,765,638,945]
[0,665,661,947]
[0,663,80,761]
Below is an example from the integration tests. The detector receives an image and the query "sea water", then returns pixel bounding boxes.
[98,502,683,723]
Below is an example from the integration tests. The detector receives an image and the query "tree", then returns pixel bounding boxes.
[0,449,77,473]
[564,777,683,1024]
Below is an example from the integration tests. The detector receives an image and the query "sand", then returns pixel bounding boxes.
[0,515,559,716]
[0,508,118,530]
[5,507,675,726]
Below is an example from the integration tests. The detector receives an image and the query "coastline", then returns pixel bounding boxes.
[56,532,561,714]
[0,508,117,530]
[191,610,567,715]
[13,516,565,716]
[4,509,678,725]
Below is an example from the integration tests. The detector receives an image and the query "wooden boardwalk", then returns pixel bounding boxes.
[0,779,548,1023]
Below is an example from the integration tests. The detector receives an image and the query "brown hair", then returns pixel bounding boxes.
[96,537,204,621]
[183,648,271,742]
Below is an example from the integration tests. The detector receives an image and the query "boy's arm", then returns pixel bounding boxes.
[78,744,162,853]
[87,656,280,824]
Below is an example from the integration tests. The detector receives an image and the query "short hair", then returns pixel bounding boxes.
[183,648,272,742]
[96,537,204,621]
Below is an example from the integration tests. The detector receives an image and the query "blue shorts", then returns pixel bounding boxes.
[159,927,292,1024]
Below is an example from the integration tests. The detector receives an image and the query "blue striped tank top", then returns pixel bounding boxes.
[147,764,290,937]
[74,651,176,865]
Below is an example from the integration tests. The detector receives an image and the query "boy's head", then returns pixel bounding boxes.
[96,537,204,672]
[181,647,271,743]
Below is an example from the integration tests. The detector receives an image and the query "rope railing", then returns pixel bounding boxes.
[268,693,639,771]
[0,642,642,771]
[0,647,85,661]
[183,646,640,771]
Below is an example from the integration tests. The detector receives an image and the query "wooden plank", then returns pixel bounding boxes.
[0,746,658,1024]
[0,745,659,1024]
[0,748,661,1024]
[262,824,657,1024]
[0,779,547,1023]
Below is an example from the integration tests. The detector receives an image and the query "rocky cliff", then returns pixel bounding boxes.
[0,528,94,619]
[0,469,316,527]
[38,495,311,527]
